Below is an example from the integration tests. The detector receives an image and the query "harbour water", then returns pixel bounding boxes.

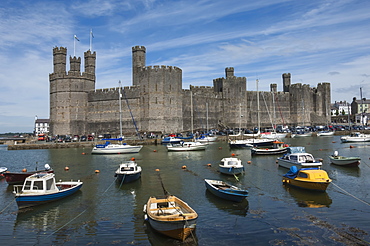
[0,136,369,245]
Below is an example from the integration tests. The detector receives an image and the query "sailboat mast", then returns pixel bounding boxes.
[257,79,260,132]
[118,81,123,138]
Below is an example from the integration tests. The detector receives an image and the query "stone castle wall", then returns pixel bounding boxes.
[49,46,331,136]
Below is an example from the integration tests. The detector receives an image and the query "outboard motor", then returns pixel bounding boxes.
[333,151,338,157]
[44,164,51,170]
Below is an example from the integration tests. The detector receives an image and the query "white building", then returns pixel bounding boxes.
[331,101,351,115]
[34,116,50,135]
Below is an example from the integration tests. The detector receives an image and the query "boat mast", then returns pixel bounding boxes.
[206,102,209,133]
[118,81,123,139]
[239,103,242,134]
[191,90,194,134]
[257,79,260,134]
[360,87,364,127]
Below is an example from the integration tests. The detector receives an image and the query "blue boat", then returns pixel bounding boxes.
[205,179,248,202]
[114,159,142,184]
[13,173,83,209]
[219,157,245,175]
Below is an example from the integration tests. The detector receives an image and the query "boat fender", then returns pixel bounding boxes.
[143,204,147,213]
[22,168,27,172]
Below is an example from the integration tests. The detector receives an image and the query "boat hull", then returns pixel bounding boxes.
[204,179,248,202]
[4,170,54,185]
[329,156,360,167]
[251,147,287,155]
[282,177,330,191]
[147,216,197,241]
[115,172,141,184]
[15,182,83,209]
[229,139,275,149]
[277,159,322,169]
[91,145,142,154]
[219,166,244,175]
[340,137,370,143]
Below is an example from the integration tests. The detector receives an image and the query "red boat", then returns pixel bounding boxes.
[3,164,53,185]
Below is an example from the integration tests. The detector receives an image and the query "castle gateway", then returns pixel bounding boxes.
[49,46,331,137]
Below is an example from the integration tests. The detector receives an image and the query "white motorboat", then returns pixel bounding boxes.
[166,141,207,151]
[114,159,142,184]
[92,141,142,154]
[13,172,83,209]
[277,147,322,169]
[340,132,370,143]
[219,157,244,175]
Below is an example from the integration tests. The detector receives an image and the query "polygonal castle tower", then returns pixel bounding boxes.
[132,46,183,133]
[49,47,96,135]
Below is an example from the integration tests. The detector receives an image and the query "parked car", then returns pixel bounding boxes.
[80,135,87,141]
[72,135,79,142]
[38,134,46,141]
[88,135,94,141]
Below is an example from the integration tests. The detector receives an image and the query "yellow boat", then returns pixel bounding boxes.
[282,166,331,191]
[143,195,198,241]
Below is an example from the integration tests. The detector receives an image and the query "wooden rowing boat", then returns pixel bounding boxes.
[143,195,198,241]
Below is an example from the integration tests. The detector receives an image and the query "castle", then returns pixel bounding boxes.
[49,46,331,136]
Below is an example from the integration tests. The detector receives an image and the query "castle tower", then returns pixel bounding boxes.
[270,84,277,92]
[69,56,81,75]
[49,47,96,136]
[53,47,67,74]
[225,67,234,78]
[84,50,96,75]
[132,46,146,86]
[283,73,291,92]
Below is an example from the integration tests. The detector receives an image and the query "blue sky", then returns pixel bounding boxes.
[0,0,369,133]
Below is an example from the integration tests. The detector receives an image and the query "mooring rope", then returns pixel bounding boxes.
[331,182,370,207]
[0,197,16,214]
[40,177,119,243]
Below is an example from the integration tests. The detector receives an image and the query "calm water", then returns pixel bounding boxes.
[0,136,369,245]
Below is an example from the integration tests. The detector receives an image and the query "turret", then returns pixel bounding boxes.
[270,84,277,92]
[225,67,234,78]
[132,46,146,85]
[84,50,96,75]
[282,73,291,92]
[53,47,67,74]
[69,56,81,74]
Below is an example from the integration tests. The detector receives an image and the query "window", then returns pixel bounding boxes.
[46,179,53,190]
[298,172,308,178]
[24,181,32,190]
[33,181,43,190]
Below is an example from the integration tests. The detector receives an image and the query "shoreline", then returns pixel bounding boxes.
[3,130,369,150]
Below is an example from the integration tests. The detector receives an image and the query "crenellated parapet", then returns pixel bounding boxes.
[137,65,182,72]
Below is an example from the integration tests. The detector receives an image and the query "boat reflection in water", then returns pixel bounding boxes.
[15,205,61,233]
[205,190,249,216]
[283,185,332,208]
[144,219,199,245]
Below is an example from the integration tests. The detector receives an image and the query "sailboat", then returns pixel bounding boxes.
[91,81,143,154]
[260,92,287,139]
[229,79,276,148]
[293,100,312,138]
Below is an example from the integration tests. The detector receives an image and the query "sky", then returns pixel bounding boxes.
[0,0,369,133]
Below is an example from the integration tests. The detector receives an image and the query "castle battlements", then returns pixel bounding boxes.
[49,45,331,136]
[140,65,182,72]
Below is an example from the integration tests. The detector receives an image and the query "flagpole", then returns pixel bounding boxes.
[90,29,92,51]
[74,35,76,57]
